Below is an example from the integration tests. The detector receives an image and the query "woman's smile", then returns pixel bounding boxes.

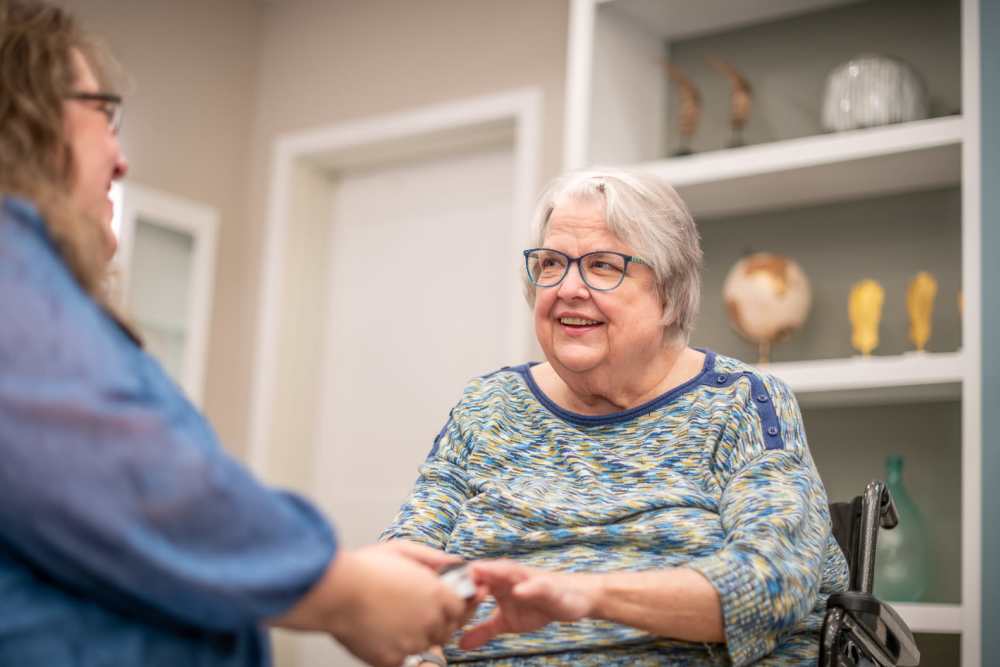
[557,312,605,336]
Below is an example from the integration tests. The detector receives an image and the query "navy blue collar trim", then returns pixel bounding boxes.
[511,350,717,426]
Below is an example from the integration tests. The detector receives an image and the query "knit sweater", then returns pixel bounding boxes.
[382,351,848,666]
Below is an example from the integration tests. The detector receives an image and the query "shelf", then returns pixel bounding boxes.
[603,0,862,41]
[760,351,964,407]
[634,116,963,219]
[893,602,963,634]
[571,1,977,661]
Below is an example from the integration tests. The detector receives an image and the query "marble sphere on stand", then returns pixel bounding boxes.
[722,253,812,364]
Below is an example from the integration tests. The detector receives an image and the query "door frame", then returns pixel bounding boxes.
[114,182,219,406]
[248,88,543,474]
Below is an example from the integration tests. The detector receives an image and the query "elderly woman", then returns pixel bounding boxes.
[382,168,848,666]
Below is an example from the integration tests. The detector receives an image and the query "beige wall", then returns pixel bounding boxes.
[66,0,260,456]
[66,0,568,461]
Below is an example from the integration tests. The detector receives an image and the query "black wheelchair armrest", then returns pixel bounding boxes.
[825,592,920,666]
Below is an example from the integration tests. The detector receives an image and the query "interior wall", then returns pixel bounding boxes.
[64,0,260,457]
[63,0,569,461]
[245,4,569,471]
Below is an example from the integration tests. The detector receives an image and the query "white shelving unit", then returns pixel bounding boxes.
[564,0,980,660]
[894,602,964,634]
[765,351,965,407]
[640,115,962,219]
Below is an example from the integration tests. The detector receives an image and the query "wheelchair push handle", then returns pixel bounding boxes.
[873,480,899,530]
[858,480,898,595]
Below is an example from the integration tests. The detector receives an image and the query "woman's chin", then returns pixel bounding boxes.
[551,345,605,374]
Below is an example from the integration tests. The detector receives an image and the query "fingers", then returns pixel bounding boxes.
[469,559,530,592]
[458,611,508,650]
[512,575,551,599]
[428,616,455,648]
[387,539,462,570]
[441,586,467,626]
[460,586,488,624]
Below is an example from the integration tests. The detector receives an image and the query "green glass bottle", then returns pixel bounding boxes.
[874,455,933,601]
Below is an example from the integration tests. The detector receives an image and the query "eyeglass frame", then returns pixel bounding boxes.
[522,247,651,292]
[66,91,123,134]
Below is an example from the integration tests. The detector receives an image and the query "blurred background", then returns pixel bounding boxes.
[60,1,997,665]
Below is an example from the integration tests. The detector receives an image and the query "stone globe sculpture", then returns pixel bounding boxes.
[723,252,812,364]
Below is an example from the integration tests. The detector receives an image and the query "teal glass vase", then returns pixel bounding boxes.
[874,455,933,601]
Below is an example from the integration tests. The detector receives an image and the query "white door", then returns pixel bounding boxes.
[298,146,518,666]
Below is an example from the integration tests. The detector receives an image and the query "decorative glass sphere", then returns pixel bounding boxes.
[723,253,812,362]
[822,54,929,132]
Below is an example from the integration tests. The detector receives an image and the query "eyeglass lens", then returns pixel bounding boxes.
[97,100,122,133]
[526,249,628,290]
[70,93,122,133]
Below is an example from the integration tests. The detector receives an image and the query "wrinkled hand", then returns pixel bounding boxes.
[325,541,476,667]
[459,560,597,650]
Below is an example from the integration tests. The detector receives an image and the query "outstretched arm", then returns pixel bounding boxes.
[461,560,722,650]
[272,540,472,667]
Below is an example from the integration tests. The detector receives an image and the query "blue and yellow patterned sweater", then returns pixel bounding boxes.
[382,351,848,666]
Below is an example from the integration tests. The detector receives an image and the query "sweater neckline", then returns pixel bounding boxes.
[513,349,717,426]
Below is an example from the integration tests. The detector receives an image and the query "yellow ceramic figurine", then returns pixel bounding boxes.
[906,271,938,352]
[849,279,885,356]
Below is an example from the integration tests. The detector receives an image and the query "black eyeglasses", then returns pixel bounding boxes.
[67,92,123,134]
[523,248,650,291]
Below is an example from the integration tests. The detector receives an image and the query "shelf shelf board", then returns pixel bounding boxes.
[603,0,862,41]
[635,116,963,219]
[760,351,965,407]
[892,602,963,634]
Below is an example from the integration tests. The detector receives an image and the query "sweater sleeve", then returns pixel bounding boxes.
[685,374,832,666]
[0,208,336,631]
[379,411,472,550]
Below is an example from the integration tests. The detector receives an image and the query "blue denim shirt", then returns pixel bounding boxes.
[0,196,337,665]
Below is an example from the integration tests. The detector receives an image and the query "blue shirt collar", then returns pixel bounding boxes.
[2,195,50,239]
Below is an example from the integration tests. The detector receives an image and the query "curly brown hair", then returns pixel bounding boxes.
[0,0,122,301]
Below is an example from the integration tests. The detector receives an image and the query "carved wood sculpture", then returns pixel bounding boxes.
[665,63,701,156]
[707,57,752,148]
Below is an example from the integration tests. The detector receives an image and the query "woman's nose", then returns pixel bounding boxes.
[112,147,128,180]
[557,261,590,299]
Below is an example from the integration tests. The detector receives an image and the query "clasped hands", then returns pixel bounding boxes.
[278,540,599,667]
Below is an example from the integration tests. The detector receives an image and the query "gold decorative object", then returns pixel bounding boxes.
[906,271,937,352]
[849,279,885,356]
[723,252,812,365]
[707,57,752,148]
[665,63,701,156]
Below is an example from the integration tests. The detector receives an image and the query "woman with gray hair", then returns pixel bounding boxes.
[384,167,848,666]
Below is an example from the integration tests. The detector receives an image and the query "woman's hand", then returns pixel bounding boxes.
[272,540,473,667]
[459,560,598,650]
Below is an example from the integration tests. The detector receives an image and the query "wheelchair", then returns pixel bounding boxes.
[820,480,921,666]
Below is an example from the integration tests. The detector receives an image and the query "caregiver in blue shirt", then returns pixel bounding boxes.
[0,2,475,666]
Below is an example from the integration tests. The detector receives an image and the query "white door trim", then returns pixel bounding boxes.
[248,88,543,475]
[116,183,219,406]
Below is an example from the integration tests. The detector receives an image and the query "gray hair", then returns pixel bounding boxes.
[523,167,703,343]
